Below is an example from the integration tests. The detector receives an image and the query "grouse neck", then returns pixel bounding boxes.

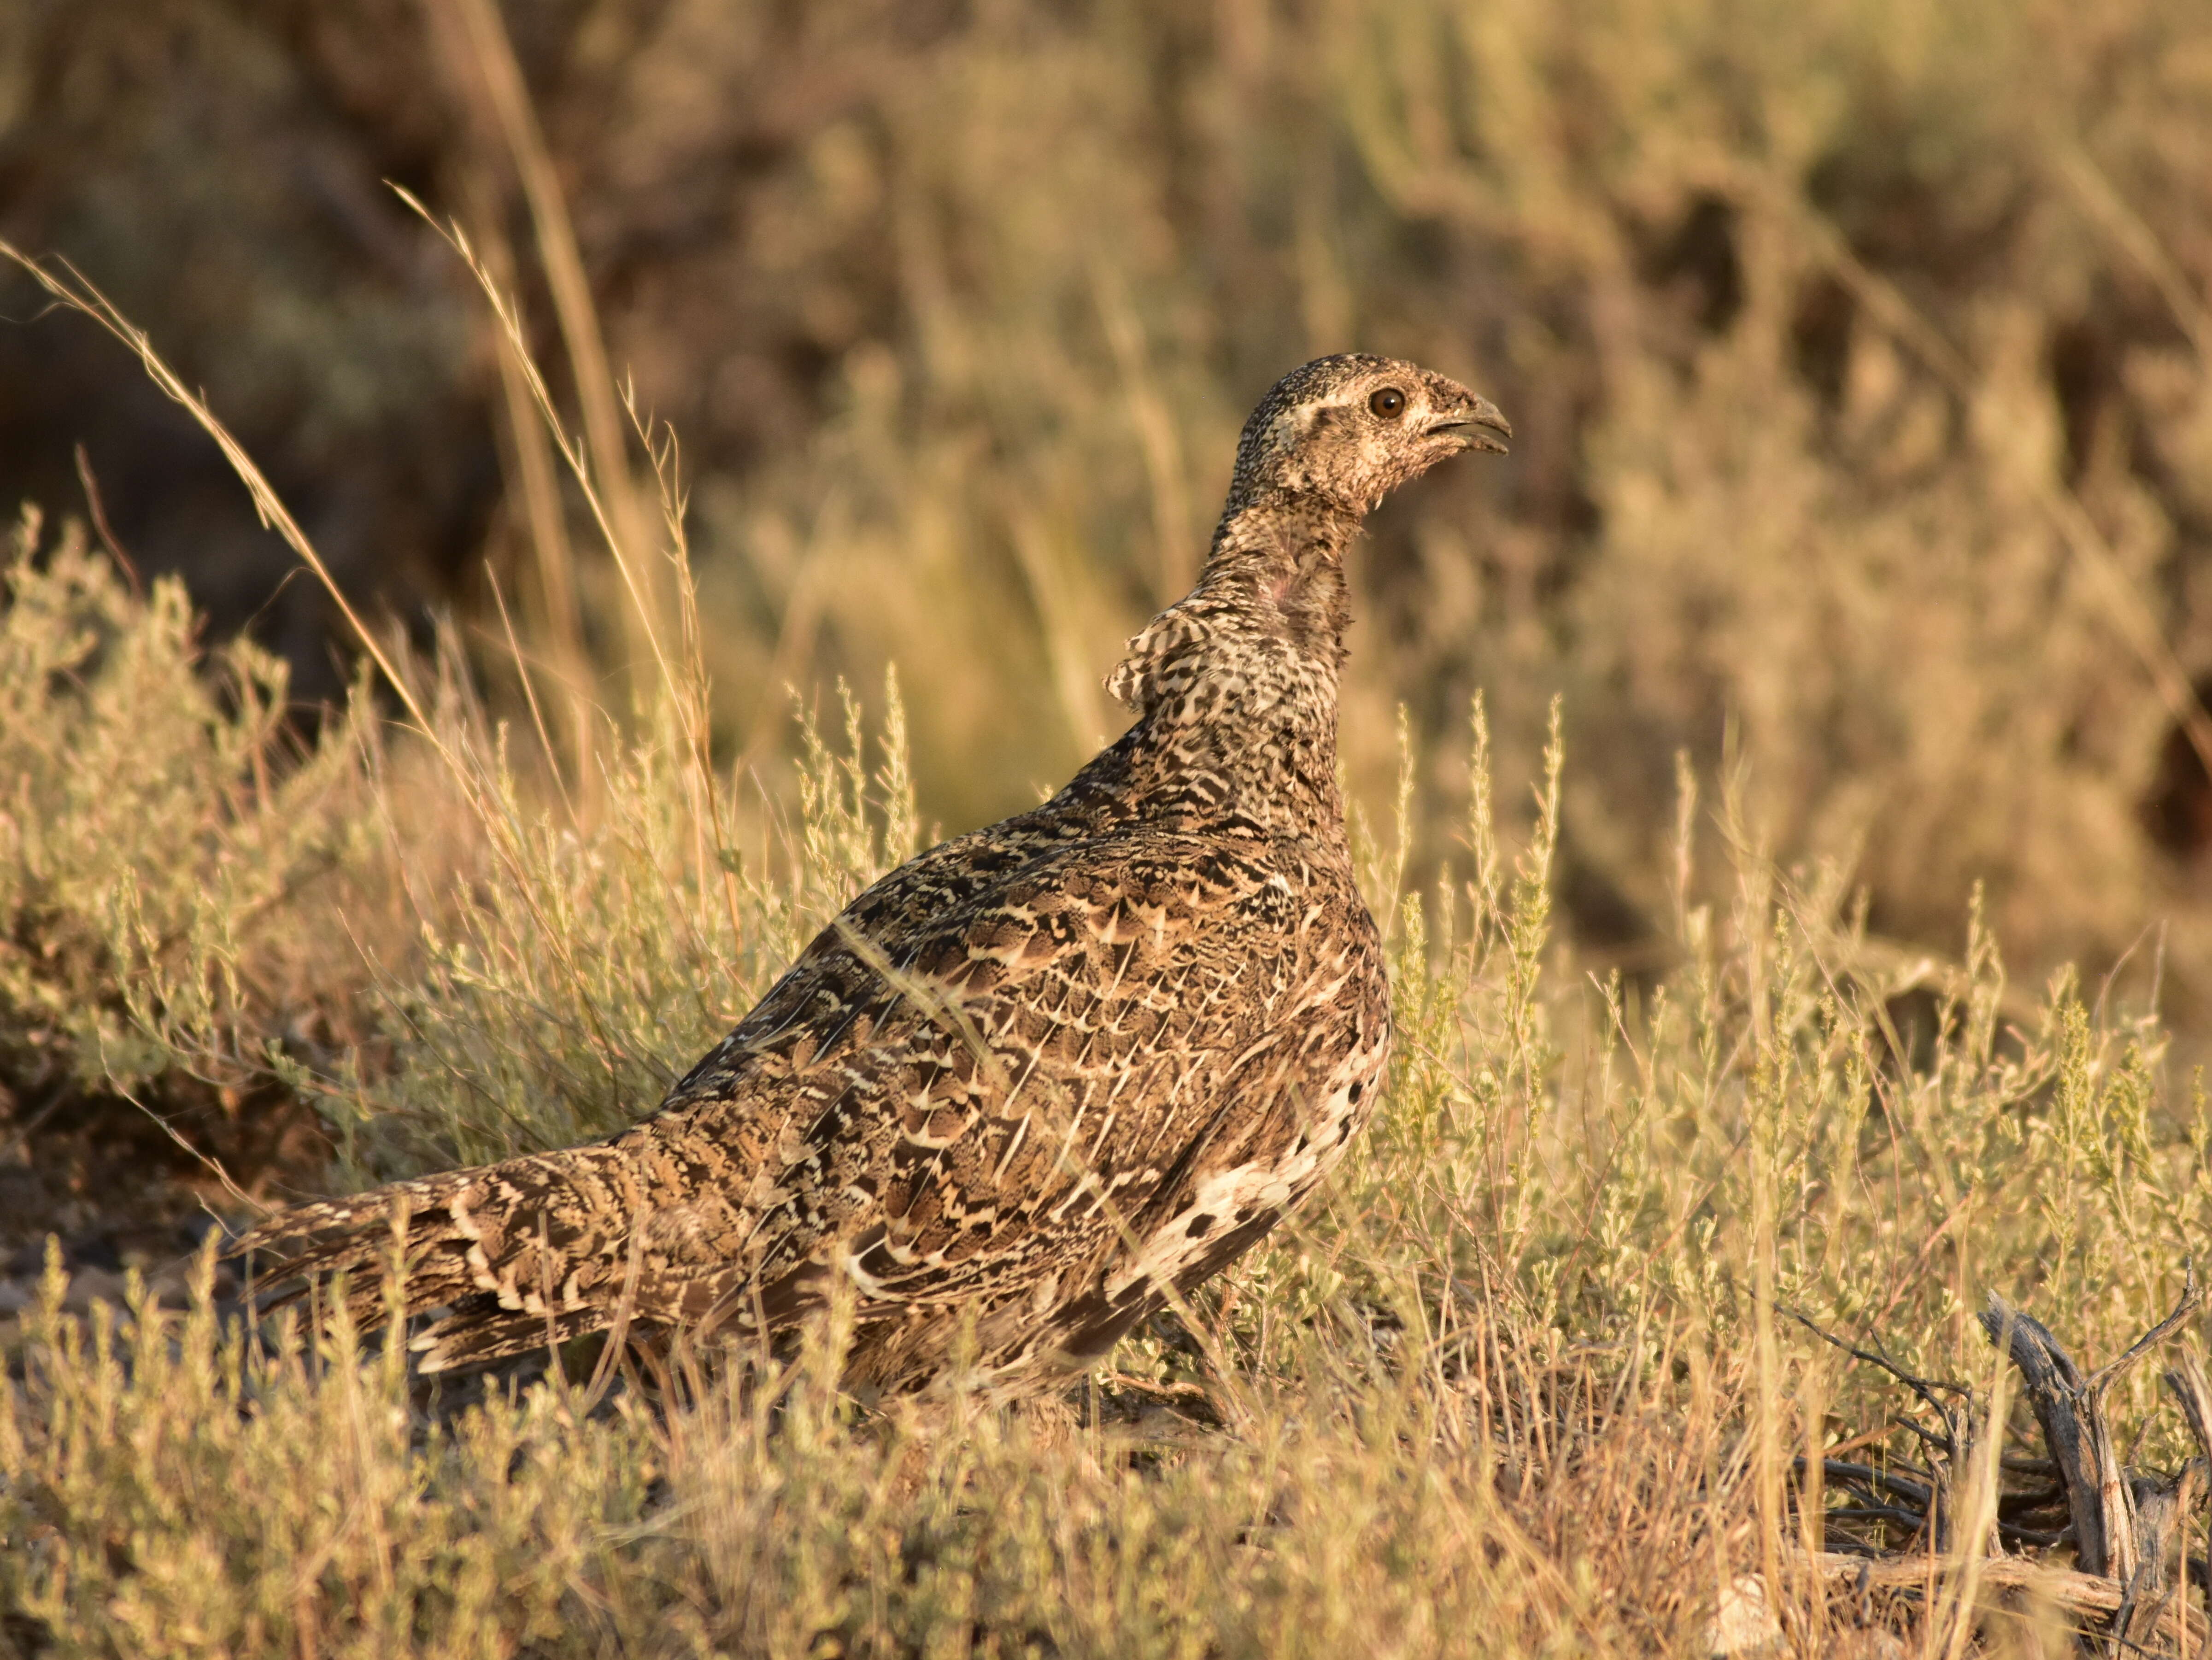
[1094,488,1367,839]
[1201,486,1365,638]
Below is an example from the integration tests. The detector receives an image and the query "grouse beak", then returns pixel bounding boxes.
[1428,396,1512,455]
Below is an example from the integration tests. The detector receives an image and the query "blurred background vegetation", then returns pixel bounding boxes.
[6,0,2212,1015]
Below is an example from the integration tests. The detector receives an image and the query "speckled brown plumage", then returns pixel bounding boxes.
[235,355,1509,1390]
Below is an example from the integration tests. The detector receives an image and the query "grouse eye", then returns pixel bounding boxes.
[1368,386,1407,419]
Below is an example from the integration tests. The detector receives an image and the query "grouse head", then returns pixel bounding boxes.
[1107,354,1508,728]
[1225,353,1510,517]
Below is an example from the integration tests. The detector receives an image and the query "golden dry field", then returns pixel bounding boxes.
[6,0,2212,1653]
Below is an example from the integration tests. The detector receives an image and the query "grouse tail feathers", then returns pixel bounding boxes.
[229,1150,640,1373]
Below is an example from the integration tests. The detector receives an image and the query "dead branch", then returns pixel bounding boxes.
[1980,1293,2141,1581]
[1803,1283,2212,1654]
[1805,1547,2124,1618]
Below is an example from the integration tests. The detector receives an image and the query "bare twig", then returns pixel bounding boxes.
[71,442,141,596]
[1784,1305,1970,1450]
[2091,1267,2202,1400]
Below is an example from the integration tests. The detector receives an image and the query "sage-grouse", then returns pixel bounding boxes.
[237,354,1508,1392]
